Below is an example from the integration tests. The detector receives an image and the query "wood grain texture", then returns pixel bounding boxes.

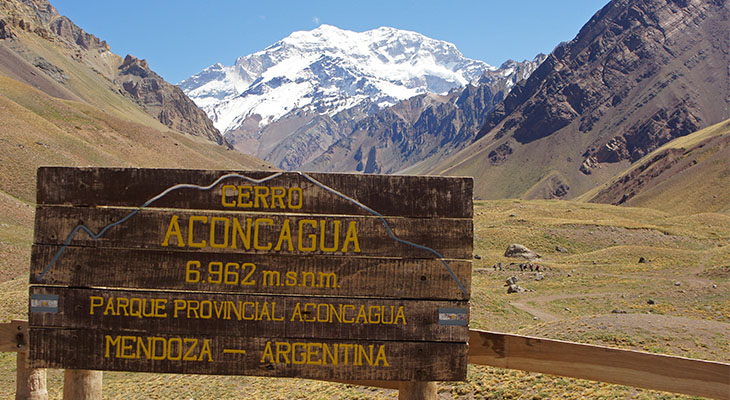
[30,167,473,382]
[30,245,471,300]
[36,167,473,218]
[30,329,468,381]
[469,329,730,400]
[16,322,728,396]
[62,370,102,400]
[398,381,438,400]
[0,320,28,352]
[16,351,48,400]
[29,287,468,342]
[33,206,473,259]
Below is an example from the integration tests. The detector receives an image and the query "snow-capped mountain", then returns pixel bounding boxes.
[181,24,493,133]
[180,24,536,169]
[303,55,546,175]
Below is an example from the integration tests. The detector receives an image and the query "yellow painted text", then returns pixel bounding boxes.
[260,341,389,367]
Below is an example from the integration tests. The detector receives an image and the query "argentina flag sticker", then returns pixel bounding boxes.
[438,307,468,326]
[30,294,59,314]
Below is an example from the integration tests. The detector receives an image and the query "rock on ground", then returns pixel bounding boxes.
[504,244,541,260]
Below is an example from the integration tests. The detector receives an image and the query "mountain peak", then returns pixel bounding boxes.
[287,23,349,40]
[279,24,456,59]
[178,24,526,170]
[310,23,341,32]
[181,24,494,136]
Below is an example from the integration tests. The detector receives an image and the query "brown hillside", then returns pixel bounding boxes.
[584,117,730,214]
[0,0,273,280]
[430,0,729,201]
[0,0,225,144]
[0,75,270,279]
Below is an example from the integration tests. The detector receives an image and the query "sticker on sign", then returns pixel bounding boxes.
[30,294,58,313]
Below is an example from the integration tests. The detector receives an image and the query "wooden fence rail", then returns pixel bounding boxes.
[3,321,729,399]
[467,329,730,400]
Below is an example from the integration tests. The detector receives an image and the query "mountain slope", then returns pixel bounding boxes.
[0,0,270,281]
[182,24,493,133]
[0,74,270,280]
[0,0,225,144]
[305,57,545,174]
[181,25,508,169]
[429,0,730,200]
[582,117,730,215]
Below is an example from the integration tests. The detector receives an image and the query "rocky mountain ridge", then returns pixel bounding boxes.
[181,25,540,170]
[584,117,730,214]
[182,24,494,133]
[305,56,546,173]
[0,0,225,144]
[430,0,730,200]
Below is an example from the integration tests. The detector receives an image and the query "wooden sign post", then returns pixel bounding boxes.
[29,167,472,383]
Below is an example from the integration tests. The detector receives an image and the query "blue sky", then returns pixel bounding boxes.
[51,0,609,84]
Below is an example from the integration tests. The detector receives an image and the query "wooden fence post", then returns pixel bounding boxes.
[398,381,437,400]
[1,320,47,400]
[62,370,102,400]
[15,351,47,400]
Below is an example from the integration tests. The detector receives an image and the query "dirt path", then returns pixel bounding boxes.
[501,247,720,325]
[509,301,561,322]
[683,250,717,288]
[509,291,616,322]
[593,265,716,289]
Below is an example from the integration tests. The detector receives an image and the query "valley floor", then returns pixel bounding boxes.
[1,200,728,399]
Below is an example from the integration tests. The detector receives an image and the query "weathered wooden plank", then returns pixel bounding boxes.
[36,167,473,219]
[30,329,468,381]
[30,245,471,300]
[29,287,469,342]
[33,206,473,259]
[468,329,730,400]
[0,320,28,352]
[30,167,474,382]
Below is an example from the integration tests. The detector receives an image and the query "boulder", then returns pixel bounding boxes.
[504,244,540,260]
[505,276,525,294]
[506,284,523,294]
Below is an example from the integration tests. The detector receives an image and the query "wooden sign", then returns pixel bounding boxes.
[29,167,473,381]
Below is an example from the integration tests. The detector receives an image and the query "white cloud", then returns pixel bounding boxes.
[313,16,320,24]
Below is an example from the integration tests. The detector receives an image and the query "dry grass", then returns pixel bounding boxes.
[579,118,730,216]
[0,71,726,397]
[0,76,270,202]
[1,199,727,399]
[0,75,272,279]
